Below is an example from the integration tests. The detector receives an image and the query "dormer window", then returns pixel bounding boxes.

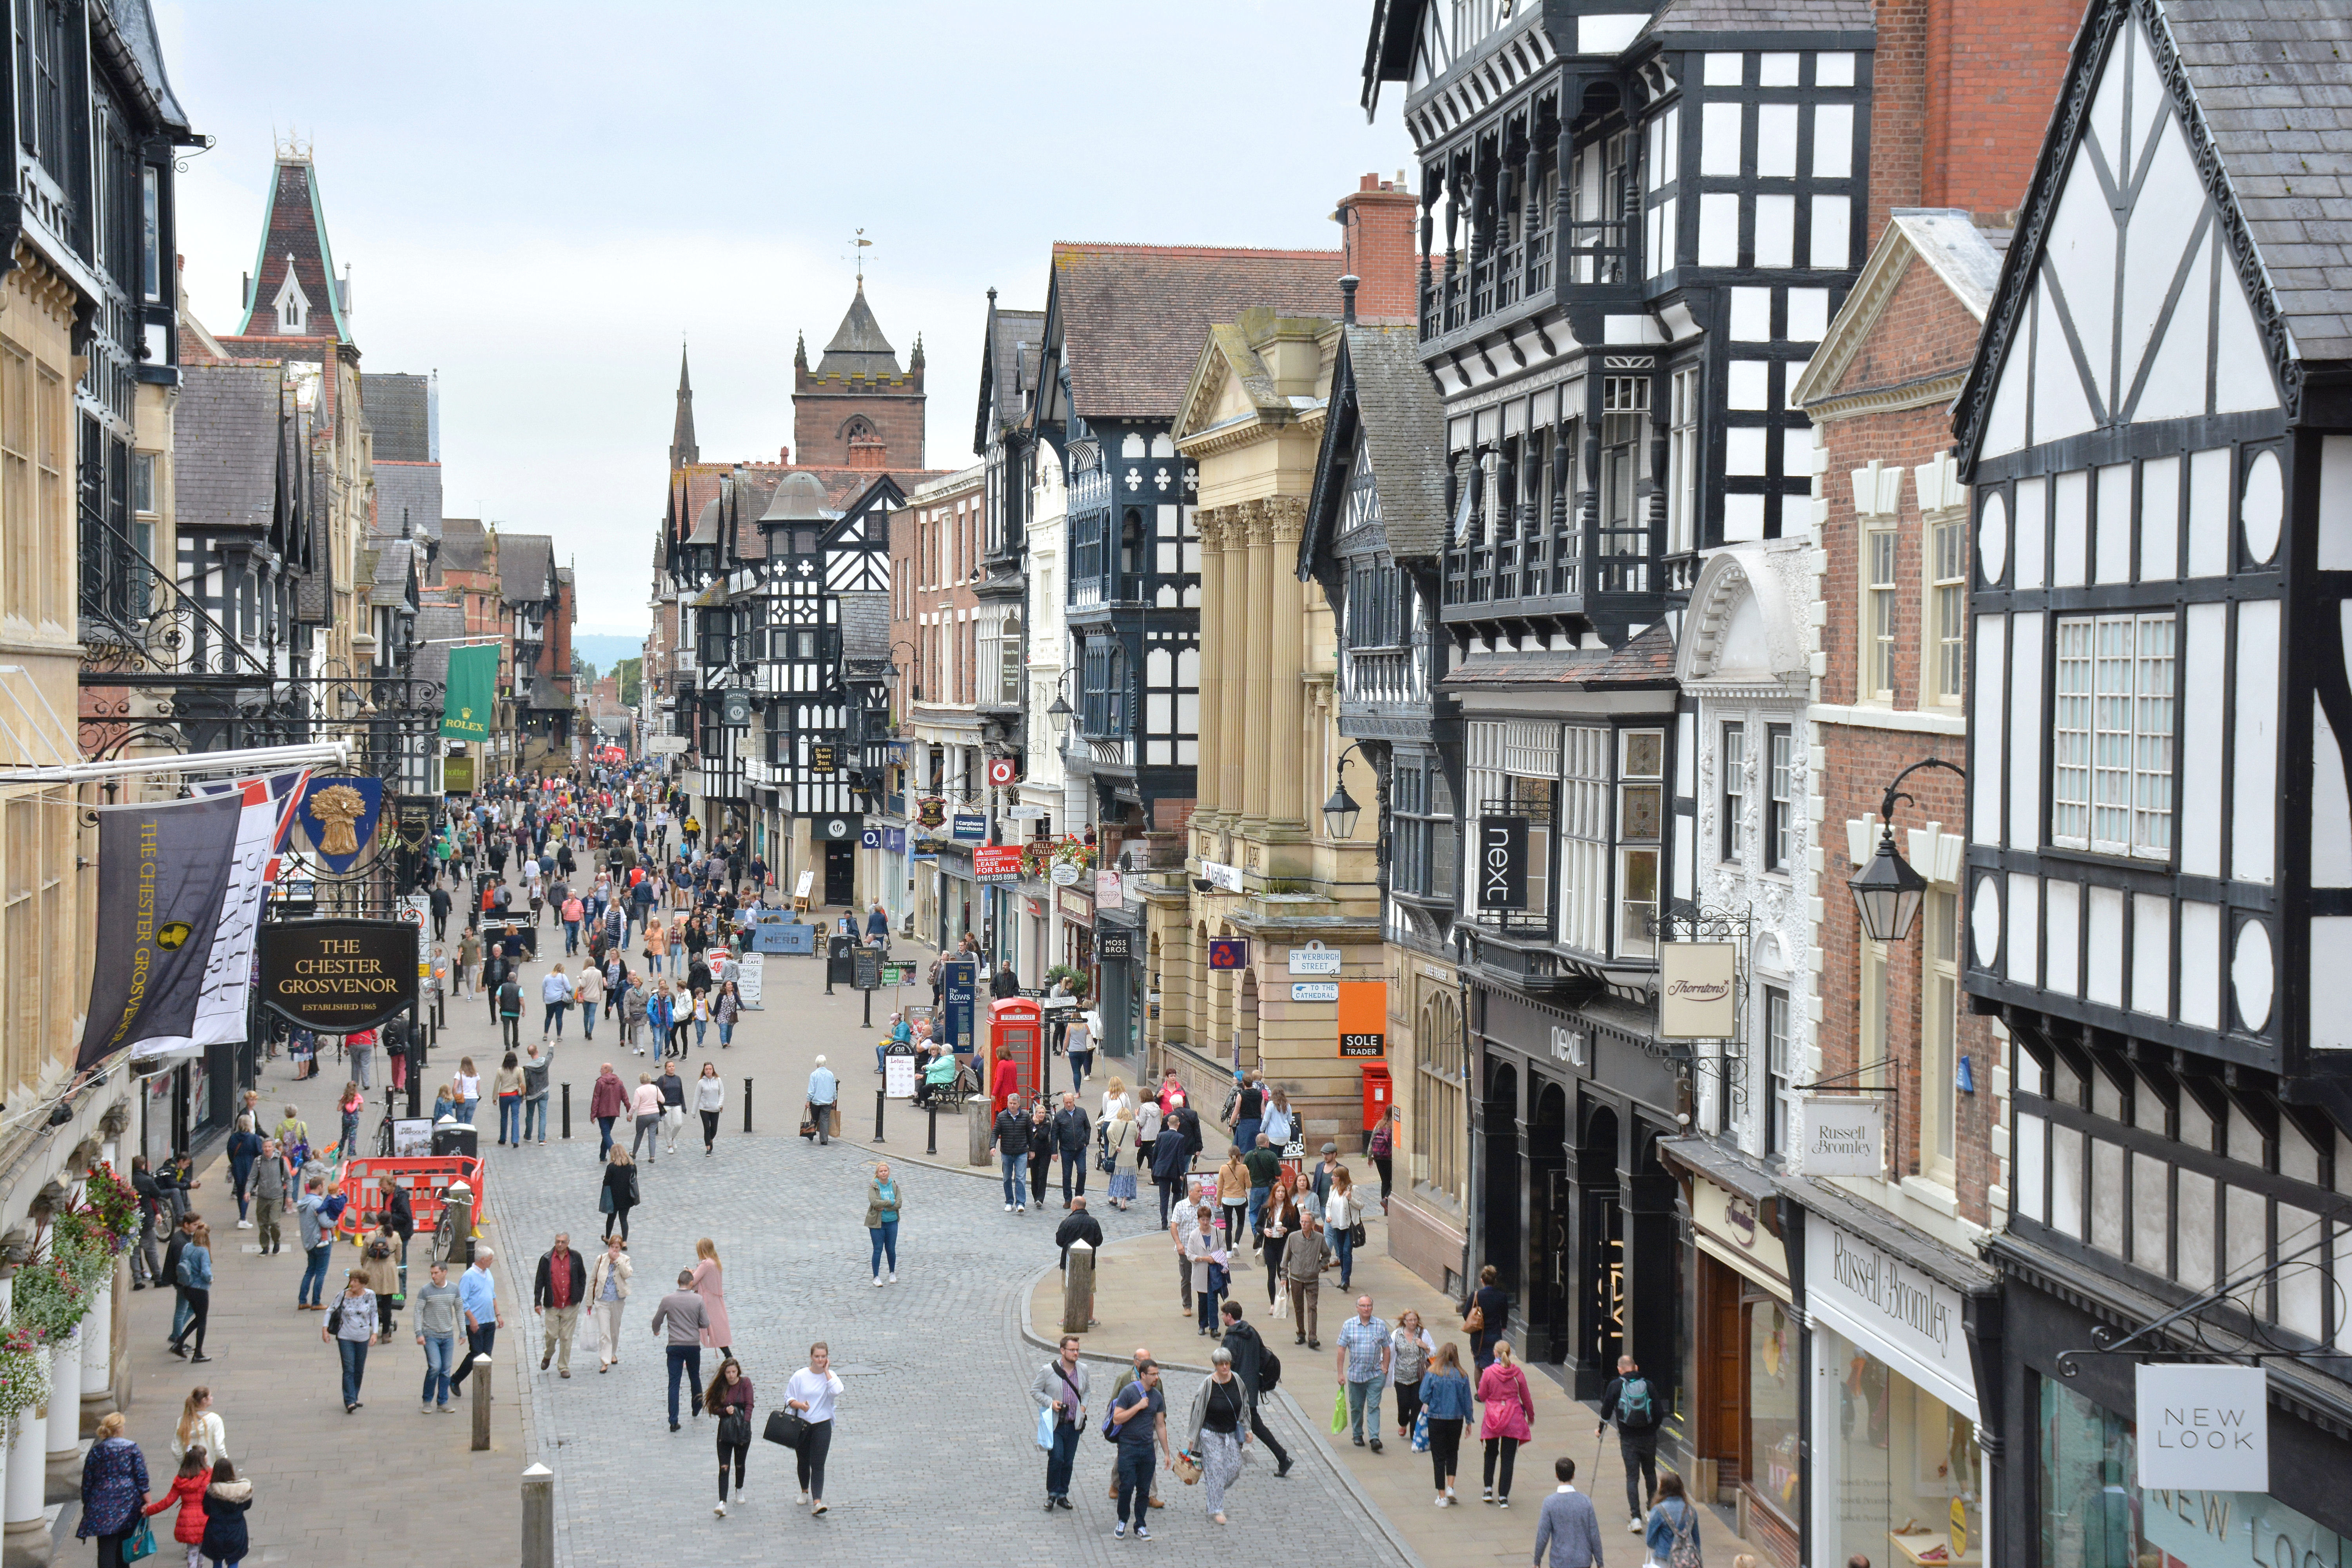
[272,260,311,334]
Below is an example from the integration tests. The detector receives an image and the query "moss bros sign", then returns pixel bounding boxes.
[257,919,418,1033]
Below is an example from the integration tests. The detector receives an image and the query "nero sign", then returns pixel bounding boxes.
[2136,1365,2269,1491]
[1477,816,1528,910]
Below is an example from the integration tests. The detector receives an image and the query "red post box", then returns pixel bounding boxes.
[989,997,1042,1112]
[1359,1062,1393,1134]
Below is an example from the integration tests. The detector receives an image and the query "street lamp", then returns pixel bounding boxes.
[1044,668,1074,739]
[1847,757,1967,943]
[1322,743,1371,840]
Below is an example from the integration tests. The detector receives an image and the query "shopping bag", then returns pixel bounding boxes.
[763,1407,809,1448]
[1411,1408,1431,1452]
[1036,1404,1057,1450]
[1330,1384,1348,1435]
[1273,1285,1290,1320]
[123,1519,156,1562]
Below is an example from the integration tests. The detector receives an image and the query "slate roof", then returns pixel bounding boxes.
[367,539,416,608]
[1637,0,1873,40]
[1049,244,1350,422]
[438,518,488,575]
[838,591,891,671]
[1342,325,1448,559]
[500,534,557,604]
[372,459,442,541]
[760,471,835,524]
[107,0,191,134]
[1441,622,1679,688]
[174,364,283,532]
[2165,0,2352,362]
[408,604,467,689]
[296,436,330,624]
[977,302,1047,450]
[363,373,431,462]
[815,282,904,377]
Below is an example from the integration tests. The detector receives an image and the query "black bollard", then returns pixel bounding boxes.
[926,1100,938,1156]
[561,1083,572,1140]
[743,1077,753,1134]
[861,985,872,1029]
[873,1088,885,1144]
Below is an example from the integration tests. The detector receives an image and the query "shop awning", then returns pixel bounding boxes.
[1657,1135,1782,1203]
[1775,1171,2000,1294]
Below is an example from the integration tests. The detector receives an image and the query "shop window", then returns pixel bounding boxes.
[1824,1334,1983,1568]
[1559,725,1612,954]
[1617,728,1665,958]
[1748,1297,1800,1529]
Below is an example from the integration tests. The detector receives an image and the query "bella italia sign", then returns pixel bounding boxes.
[2136,1364,2268,1491]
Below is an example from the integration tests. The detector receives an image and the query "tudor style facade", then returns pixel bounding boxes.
[1957,0,2352,1560]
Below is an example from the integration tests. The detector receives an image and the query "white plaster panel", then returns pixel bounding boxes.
[2135,237,2212,425]
[2241,448,2284,564]
[2032,283,2097,444]
[2047,878,2082,998]
[1973,615,2005,844]
[1982,310,2032,459]
[2051,1123,2085,1238]
[2321,436,2352,570]
[1730,286,1771,340]
[1786,288,1829,342]
[2014,476,2047,590]
[1809,196,1850,270]
[1699,193,1739,267]
[2309,918,2352,1047]
[1576,13,1650,53]
[2233,916,2274,1032]
[2180,601,2228,877]
[1704,52,1744,85]
[2008,611,2044,852]
[2045,143,2120,398]
[1978,492,2009,584]
[1722,494,1765,542]
[1754,195,1795,269]
[2116,119,2205,412]
[2214,250,2283,413]
[2094,463,2133,585]
[1728,361,1770,410]
[1701,102,1743,177]
[1757,105,1798,177]
[1725,428,1768,476]
[2007,870,2040,987]
[2232,597,2279,886]
[2311,694,2352,888]
[2139,454,2179,582]
[1817,52,1854,85]
[2177,898,2221,1029]
[2015,1111,2047,1223]
[1813,103,1853,178]
[2131,893,2170,1018]
[2051,468,2089,588]
[1971,873,2002,968]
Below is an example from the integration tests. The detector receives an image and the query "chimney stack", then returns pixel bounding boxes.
[1335,174,1419,325]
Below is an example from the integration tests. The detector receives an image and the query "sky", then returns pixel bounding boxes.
[154,1,1415,638]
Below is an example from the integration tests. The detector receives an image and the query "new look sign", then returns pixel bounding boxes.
[2136,1365,2268,1491]
[1477,816,1528,911]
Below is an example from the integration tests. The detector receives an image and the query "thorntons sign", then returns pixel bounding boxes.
[1806,1221,1973,1403]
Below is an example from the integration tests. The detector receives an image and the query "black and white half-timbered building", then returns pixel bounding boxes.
[1958,0,2352,1559]
[1356,0,1872,1408]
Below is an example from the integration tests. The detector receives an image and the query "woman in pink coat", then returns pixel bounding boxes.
[691,1238,732,1356]
[1476,1338,1535,1508]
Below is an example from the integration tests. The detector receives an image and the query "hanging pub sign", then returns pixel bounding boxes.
[720,690,753,727]
[1798,1096,1885,1176]
[916,797,946,829]
[256,919,418,1033]
[2135,1364,2269,1490]
[811,743,838,773]
[1659,942,1738,1039]
[1477,815,1528,910]
[393,795,436,852]
[1337,981,1388,1059]
[296,775,387,878]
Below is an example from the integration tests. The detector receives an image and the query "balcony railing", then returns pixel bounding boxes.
[1341,646,1421,707]
[1419,214,1627,344]
[1444,521,1586,610]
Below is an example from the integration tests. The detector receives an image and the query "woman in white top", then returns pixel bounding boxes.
[693,1062,727,1156]
[169,1386,226,1466]
[1324,1165,1364,1289]
[1134,1097,1163,1175]
[1097,1074,1136,1125]
[784,1342,846,1513]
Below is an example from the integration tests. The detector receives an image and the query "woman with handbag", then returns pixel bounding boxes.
[1476,1338,1535,1508]
[1388,1309,1436,1443]
[1462,1262,1509,1373]
[1185,1198,1225,1336]
[601,1146,640,1243]
[864,1165,902,1286]
[1182,1346,1252,1525]
[1104,1107,1139,1212]
[782,1343,845,1514]
[1368,1105,1398,1212]
[589,1235,632,1371]
[76,1411,150,1568]
[1325,1166,1365,1289]
[325,1269,379,1413]
[707,1357,755,1516]
[359,1218,402,1343]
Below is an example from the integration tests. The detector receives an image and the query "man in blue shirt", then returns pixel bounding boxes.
[447,1248,503,1395]
[1334,1295,1394,1451]
[1108,1359,1170,1540]
[808,1057,838,1143]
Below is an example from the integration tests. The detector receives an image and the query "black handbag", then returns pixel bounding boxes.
[763,1407,809,1449]
[717,1408,752,1446]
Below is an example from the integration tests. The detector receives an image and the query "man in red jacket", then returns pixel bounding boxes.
[589,1065,628,1158]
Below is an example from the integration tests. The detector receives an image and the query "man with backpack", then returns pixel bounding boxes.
[1598,1352,1665,1534]
[1216,1301,1292,1477]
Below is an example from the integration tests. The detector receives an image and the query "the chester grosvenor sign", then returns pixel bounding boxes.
[257,919,419,1033]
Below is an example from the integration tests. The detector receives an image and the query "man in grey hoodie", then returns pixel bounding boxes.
[650,1269,710,1431]
[521,1042,555,1146]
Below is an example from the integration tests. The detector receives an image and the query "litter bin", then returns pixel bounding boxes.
[431,1117,479,1160]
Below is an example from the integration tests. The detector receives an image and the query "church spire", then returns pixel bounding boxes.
[670,343,698,469]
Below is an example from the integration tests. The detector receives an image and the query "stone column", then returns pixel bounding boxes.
[1217,507,1248,828]
[44,1325,78,1489]
[0,1259,44,1568]
[1194,509,1227,822]
[1240,501,1274,833]
[1267,497,1310,831]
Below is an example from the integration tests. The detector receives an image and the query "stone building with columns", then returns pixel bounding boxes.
[1161,305,1382,1144]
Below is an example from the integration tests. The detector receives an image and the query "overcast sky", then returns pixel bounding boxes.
[154,2,1414,636]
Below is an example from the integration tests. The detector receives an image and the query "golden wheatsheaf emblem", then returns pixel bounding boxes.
[309,784,369,856]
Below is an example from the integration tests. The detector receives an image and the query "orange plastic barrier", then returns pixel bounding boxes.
[335,1156,484,1241]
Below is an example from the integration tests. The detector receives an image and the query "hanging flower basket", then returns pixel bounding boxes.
[0,1331,51,1429]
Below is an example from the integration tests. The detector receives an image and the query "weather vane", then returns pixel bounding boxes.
[847,228,873,282]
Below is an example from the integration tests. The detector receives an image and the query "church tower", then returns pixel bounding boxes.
[791,280,926,469]
[670,345,699,469]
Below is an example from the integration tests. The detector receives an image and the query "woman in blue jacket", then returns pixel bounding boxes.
[1419,1341,1474,1507]
[168,1221,214,1363]
[1646,1472,1703,1563]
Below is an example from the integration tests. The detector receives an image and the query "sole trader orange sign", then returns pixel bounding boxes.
[1337,980,1386,1058]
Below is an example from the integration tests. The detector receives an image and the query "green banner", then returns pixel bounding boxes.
[440,643,497,741]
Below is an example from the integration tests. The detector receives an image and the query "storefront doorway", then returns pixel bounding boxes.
[1482,1062,1520,1293]
[1580,1102,1623,1379]
[1528,1082,1570,1363]
[824,840,854,907]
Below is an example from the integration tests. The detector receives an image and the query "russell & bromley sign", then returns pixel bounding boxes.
[257,919,418,1033]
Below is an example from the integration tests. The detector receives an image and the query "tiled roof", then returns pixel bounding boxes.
[1343,325,1448,559]
[109,0,191,134]
[408,604,467,689]
[367,539,415,608]
[816,282,903,377]
[838,591,891,668]
[978,303,1047,447]
[295,435,330,624]
[499,533,557,604]
[175,364,283,532]
[372,459,441,541]
[2165,0,2352,362]
[1051,244,1350,422]
[1638,0,1873,40]
[363,373,432,462]
[1441,622,1678,688]
[438,518,488,575]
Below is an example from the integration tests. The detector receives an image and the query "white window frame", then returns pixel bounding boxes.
[1720,720,1745,864]
[2051,612,2175,859]
[1667,366,1700,555]
[1928,517,1965,706]
[1764,985,1791,1157]
[1765,723,1794,872]
[1921,887,1959,1188]
[1864,524,1897,702]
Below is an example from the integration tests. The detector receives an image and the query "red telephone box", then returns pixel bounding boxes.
[990,997,1042,1110]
